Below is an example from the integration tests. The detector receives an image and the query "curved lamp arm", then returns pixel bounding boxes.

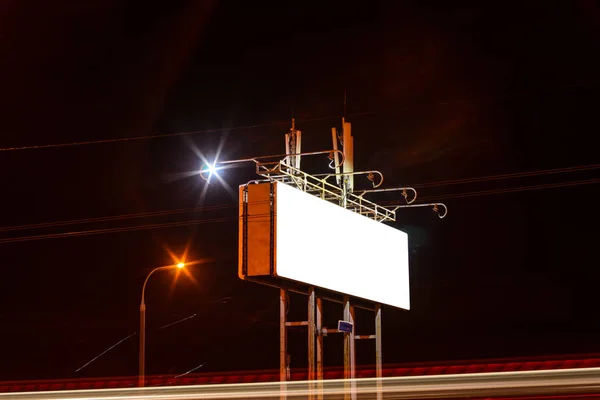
[393,202,448,219]
[140,265,180,307]
[316,170,385,189]
[358,187,418,204]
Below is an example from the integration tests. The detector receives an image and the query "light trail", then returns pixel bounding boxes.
[2,367,600,399]
[175,363,206,379]
[159,314,197,330]
[75,332,137,373]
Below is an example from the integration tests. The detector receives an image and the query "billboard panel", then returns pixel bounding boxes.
[239,181,409,309]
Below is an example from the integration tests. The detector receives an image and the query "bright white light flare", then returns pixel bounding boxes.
[200,161,219,183]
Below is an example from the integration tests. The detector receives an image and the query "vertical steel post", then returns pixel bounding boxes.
[316,297,324,400]
[280,289,288,400]
[375,304,383,400]
[308,287,316,400]
[138,304,146,387]
[343,296,356,400]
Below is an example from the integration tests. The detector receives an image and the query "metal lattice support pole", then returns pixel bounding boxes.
[375,304,383,400]
[280,289,288,400]
[343,296,356,400]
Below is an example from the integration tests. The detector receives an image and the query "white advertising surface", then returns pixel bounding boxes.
[275,182,410,309]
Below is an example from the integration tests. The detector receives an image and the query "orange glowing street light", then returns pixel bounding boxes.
[139,262,186,387]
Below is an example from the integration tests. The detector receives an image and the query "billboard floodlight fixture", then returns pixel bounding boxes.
[311,170,385,189]
[392,202,448,219]
[357,187,418,205]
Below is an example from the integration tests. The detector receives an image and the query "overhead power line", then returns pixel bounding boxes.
[1,162,597,234]
[0,113,373,152]
[0,204,237,233]
[0,122,285,152]
[1,177,598,245]
[409,164,600,188]
[2,78,596,153]
[417,178,600,202]
[0,216,238,244]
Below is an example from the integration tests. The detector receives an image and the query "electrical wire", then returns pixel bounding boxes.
[0,200,283,233]
[1,177,598,245]
[407,164,600,188]
[2,162,597,233]
[0,204,235,233]
[0,213,272,245]
[0,123,283,152]
[0,113,374,152]
[0,163,598,241]
[0,216,234,244]
[379,178,600,206]
[416,178,600,202]
[2,78,596,153]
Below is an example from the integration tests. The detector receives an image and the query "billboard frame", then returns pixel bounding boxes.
[205,115,447,400]
[238,180,410,309]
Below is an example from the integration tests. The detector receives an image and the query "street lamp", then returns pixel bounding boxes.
[139,262,185,387]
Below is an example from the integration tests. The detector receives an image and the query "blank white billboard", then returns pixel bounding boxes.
[239,181,410,310]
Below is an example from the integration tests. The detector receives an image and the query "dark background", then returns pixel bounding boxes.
[1,0,599,381]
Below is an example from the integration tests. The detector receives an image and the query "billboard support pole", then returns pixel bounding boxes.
[282,118,300,400]
[256,114,410,400]
[343,296,356,400]
[316,297,324,400]
[308,287,316,400]
[280,288,288,400]
[375,304,383,400]
[276,285,382,400]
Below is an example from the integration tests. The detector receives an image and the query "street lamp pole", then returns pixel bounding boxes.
[139,263,184,387]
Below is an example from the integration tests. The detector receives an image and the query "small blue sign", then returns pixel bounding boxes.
[338,320,353,334]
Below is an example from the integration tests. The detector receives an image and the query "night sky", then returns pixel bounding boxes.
[1,1,599,382]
